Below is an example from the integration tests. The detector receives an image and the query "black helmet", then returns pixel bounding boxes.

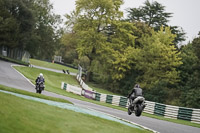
[135,84,140,88]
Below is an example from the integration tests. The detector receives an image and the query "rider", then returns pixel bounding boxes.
[127,84,143,105]
[35,73,45,89]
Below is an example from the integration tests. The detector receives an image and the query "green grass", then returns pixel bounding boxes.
[30,59,116,95]
[86,82,119,95]
[14,66,200,128]
[13,66,128,110]
[14,66,80,90]
[0,92,151,133]
[0,55,29,66]
[0,84,72,104]
[30,58,78,73]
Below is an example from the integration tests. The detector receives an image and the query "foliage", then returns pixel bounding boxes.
[136,27,182,89]
[127,0,172,29]
[0,0,34,48]
[65,0,128,81]
[58,33,78,64]
[65,0,183,105]
[27,0,63,59]
[0,0,63,60]
[126,0,185,46]
[178,33,200,108]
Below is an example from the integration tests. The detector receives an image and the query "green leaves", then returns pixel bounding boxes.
[136,27,182,88]
[126,0,185,46]
[65,0,186,105]
[0,0,63,59]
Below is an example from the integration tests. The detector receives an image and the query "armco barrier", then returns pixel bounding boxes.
[100,94,107,102]
[106,95,113,104]
[154,103,166,116]
[95,92,101,101]
[61,81,200,124]
[67,84,82,95]
[192,109,200,124]
[143,101,155,114]
[164,105,179,119]
[112,95,121,106]
[61,82,82,95]
[178,107,193,121]
[76,75,93,91]
[119,97,128,108]
[83,89,95,99]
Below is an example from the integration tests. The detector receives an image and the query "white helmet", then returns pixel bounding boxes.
[39,73,43,77]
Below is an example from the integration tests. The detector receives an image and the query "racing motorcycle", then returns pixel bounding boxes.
[127,96,146,117]
[36,81,45,94]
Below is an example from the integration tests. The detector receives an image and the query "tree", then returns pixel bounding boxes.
[136,27,182,89]
[58,33,78,64]
[178,33,200,108]
[66,0,125,81]
[127,0,172,30]
[26,0,63,59]
[0,0,63,60]
[0,0,34,48]
[126,0,185,46]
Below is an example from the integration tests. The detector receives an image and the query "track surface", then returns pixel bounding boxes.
[0,60,200,133]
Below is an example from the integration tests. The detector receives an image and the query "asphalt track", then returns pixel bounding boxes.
[0,60,200,133]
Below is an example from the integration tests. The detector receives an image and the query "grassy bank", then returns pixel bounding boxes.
[31,59,117,95]
[0,92,150,133]
[14,66,79,90]
[30,59,78,73]
[14,66,200,128]
[0,85,72,104]
[0,55,29,66]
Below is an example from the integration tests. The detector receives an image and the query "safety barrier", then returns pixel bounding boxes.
[61,82,82,95]
[144,101,155,114]
[61,81,200,124]
[76,75,93,91]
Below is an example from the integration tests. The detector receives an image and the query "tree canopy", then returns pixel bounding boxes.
[0,0,63,59]
[126,0,185,46]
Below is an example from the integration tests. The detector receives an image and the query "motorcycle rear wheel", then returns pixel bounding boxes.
[135,104,143,117]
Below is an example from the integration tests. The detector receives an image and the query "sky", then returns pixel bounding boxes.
[50,0,200,44]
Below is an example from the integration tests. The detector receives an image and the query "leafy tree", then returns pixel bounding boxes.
[26,0,63,59]
[66,0,125,81]
[126,0,185,46]
[178,33,200,108]
[127,0,172,30]
[0,0,63,60]
[0,0,34,48]
[136,27,182,89]
[58,33,78,64]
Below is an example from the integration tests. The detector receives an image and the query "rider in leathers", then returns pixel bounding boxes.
[128,84,143,105]
[35,73,45,89]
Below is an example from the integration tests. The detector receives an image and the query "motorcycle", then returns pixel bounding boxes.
[36,82,45,94]
[127,96,146,117]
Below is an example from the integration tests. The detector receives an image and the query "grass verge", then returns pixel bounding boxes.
[0,84,72,104]
[0,92,151,133]
[14,66,200,128]
[86,82,120,95]
[0,56,29,66]
[30,58,78,73]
